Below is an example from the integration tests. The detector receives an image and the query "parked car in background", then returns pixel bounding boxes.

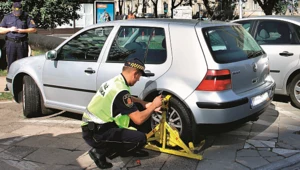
[232,16,300,108]
[7,19,275,143]
[144,13,154,18]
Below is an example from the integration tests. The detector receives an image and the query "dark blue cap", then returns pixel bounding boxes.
[124,58,146,76]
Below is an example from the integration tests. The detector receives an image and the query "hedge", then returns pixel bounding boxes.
[0,33,65,51]
[0,34,65,69]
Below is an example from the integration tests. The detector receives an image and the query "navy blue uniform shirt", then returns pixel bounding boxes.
[0,12,36,39]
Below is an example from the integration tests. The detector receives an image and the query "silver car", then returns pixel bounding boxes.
[7,19,275,143]
[232,16,300,108]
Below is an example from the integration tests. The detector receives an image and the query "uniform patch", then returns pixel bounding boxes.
[123,93,133,108]
[30,20,35,25]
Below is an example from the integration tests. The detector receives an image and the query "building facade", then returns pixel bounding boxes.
[57,0,300,29]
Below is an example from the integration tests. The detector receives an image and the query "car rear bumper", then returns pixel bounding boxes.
[185,81,276,124]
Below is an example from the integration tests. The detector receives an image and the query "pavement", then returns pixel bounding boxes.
[0,76,300,169]
[0,76,6,93]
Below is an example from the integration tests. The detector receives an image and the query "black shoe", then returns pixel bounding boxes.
[88,148,113,169]
[4,85,8,92]
[131,149,149,157]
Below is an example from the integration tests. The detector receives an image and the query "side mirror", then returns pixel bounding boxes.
[45,50,57,60]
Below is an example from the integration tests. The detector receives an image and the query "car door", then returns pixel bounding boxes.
[251,20,300,90]
[42,26,114,111]
[97,25,172,97]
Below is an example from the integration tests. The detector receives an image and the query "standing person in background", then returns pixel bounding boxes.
[127,11,135,19]
[0,1,37,91]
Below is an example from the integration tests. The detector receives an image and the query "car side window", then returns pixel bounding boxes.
[57,27,113,62]
[291,23,300,44]
[236,20,254,32]
[107,26,167,64]
[254,21,294,45]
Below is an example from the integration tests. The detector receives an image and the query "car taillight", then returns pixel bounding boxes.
[196,69,232,91]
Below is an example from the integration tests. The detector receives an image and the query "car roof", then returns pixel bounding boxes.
[85,19,238,30]
[233,15,300,23]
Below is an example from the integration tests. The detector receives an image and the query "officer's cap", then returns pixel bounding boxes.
[13,2,22,8]
[124,58,146,77]
[12,2,22,16]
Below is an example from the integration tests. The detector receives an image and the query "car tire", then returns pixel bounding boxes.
[22,75,41,118]
[289,74,300,108]
[151,96,193,144]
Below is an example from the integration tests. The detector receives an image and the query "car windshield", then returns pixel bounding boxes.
[203,25,264,63]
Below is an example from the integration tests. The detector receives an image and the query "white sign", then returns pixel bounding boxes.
[173,6,192,19]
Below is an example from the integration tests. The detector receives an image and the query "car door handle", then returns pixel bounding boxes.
[144,70,155,77]
[279,51,293,56]
[84,68,95,74]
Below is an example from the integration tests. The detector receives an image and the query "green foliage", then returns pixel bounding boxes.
[0,0,81,29]
[274,0,288,15]
[0,92,13,101]
[0,69,7,77]
[274,0,298,15]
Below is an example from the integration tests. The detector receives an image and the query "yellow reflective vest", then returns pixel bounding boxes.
[82,74,131,128]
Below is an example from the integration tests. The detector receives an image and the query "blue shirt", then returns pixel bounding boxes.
[0,12,36,39]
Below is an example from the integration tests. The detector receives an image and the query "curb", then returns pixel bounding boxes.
[255,153,300,170]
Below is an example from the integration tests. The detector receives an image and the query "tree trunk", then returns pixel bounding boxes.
[203,0,213,17]
[171,0,184,18]
[119,0,123,15]
[255,0,279,15]
[151,0,158,18]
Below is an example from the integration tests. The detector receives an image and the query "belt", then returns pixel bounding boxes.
[82,121,118,132]
[6,37,28,43]
[82,122,104,132]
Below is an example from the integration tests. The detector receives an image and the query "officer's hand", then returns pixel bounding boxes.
[152,95,163,108]
[10,27,17,32]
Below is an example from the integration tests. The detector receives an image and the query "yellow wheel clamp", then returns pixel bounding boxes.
[145,95,204,160]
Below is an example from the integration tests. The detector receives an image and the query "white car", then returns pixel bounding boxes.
[233,16,300,108]
[7,19,275,143]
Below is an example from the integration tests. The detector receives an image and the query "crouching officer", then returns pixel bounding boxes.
[0,1,37,91]
[81,58,162,169]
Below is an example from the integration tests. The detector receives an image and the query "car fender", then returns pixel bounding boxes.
[9,56,46,102]
[282,60,300,95]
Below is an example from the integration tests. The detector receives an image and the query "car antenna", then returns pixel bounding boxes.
[143,28,155,63]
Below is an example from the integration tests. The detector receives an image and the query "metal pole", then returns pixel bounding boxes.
[239,0,242,19]
[292,0,294,15]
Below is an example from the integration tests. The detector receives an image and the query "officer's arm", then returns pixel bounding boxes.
[129,95,162,125]
[0,17,11,34]
[18,16,37,34]
[131,96,148,108]
[0,26,17,34]
[17,27,37,34]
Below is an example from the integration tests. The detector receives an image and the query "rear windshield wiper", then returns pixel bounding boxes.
[248,51,263,58]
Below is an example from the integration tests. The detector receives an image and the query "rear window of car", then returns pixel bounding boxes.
[203,25,264,64]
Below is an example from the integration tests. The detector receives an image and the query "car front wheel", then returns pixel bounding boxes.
[289,74,300,108]
[151,97,193,144]
[22,75,41,118]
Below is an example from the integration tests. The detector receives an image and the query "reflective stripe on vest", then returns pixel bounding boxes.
[82,109,105,124]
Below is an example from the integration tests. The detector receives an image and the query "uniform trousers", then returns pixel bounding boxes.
[6,40,28,70]
[82,122,147,158]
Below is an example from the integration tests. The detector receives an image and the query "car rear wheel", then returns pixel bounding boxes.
[289,74,300,108]
[22,75,41,118]
[151,97,193,144]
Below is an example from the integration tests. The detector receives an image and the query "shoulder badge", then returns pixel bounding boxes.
[123,93,133,108]
[30,20,35,25]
